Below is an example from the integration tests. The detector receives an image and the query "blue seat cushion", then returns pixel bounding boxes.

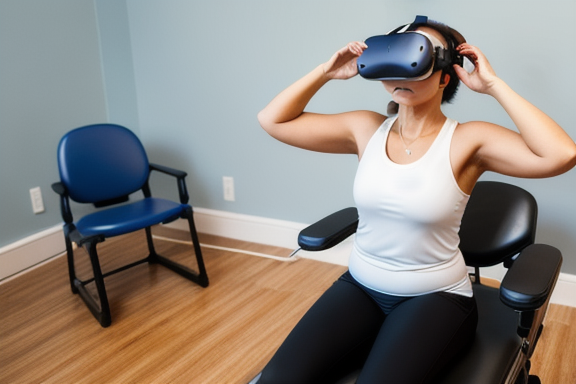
[76,198,187,238]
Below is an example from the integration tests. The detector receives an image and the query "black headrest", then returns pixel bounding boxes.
[459,181,538,267]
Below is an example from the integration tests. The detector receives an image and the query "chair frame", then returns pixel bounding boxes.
[53,161,208,328]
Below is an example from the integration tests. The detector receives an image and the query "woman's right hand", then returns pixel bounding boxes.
[258,39,383,156]
[322,41,367,80]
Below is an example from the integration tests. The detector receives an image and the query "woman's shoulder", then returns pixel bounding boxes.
[346,110,387,157]
[455,120,503,131]
[451,119,515,170]
[336,110,387,141]
[345,109,387,123]
[454,120,509,144]
[348,110,387,133]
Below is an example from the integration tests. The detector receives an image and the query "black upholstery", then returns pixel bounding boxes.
[298,208,359,251]
[292,181,562,384]
[459,181,538,268]
[500,244,562,310]
[435,284,521,384]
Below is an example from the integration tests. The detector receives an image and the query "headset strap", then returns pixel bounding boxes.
[409,15,428,29]
[387,15,428,34]
[388,15,461,69]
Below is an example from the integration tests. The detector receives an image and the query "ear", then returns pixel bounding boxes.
[439,72,450,87]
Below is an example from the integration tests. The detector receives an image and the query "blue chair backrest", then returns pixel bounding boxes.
[57,124,149,204]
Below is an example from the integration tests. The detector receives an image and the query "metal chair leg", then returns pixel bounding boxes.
[149,208,209,288]
[74,240,112,327]
[64,228,78,294]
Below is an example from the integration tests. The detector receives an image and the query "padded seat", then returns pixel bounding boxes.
[436,284,520,384]
[76,198,186,238]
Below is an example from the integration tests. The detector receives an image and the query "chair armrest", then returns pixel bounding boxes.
[500,243,562,311]
[149,163,189,204]
[52,182,73,223]
[52,181,67,196]
[297,208,358,251]
[149,163,187,178]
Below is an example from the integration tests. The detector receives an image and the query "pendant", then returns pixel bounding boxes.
[405,149,412,155]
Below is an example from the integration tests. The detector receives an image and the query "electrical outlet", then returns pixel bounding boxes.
[30,186,45,214]
[223,176,235,201]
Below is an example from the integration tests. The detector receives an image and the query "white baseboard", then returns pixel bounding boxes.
[3,208,575,308]
[0,225,66,281]
[174,207,576,307]
[551,273,576,307]
[191,207,307,250]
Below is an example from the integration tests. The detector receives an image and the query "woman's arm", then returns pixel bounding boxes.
[257,42,384,155]
[455,44,576,178]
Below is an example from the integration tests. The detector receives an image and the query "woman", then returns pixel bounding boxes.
[256,18,576,384]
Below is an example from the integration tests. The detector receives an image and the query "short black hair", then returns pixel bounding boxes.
[409,19,466,103]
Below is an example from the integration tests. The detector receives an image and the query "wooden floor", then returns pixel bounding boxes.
[1,227,575,384]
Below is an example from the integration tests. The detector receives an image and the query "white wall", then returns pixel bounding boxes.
[125,0,576,274]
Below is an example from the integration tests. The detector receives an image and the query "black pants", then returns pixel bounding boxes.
[258,272,478,384]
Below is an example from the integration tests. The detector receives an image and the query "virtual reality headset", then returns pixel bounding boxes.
[357,15,465,81]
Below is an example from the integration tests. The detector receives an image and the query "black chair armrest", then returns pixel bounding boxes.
[52,182,73,224]
[149,163,187,178]
[298,208,358,251]
[500,243,562,311]
[52,181,67,196]
[149,163,189,204]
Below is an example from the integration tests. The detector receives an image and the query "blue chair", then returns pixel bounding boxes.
[52,123,208,327]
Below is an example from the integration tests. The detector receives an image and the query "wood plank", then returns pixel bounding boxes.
[0,228,345,384]
[530,304,576,383]
[0,227,574,383]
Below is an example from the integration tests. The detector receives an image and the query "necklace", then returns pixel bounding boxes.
[397,119,443,156]
[398,123,413,155]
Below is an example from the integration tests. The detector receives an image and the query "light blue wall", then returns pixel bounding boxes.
[126,0,576,273]
[0,0,109,246]
[94,0,139,130]
[0,0,138,248]
[2,0,575,275]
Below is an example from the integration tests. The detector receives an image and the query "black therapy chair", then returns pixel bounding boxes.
[52,123,208,327]
[292,181,561,384]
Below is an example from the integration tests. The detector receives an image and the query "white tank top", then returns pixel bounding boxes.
[349,116,473,297]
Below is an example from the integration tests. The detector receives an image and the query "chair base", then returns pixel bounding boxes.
[73,252,207,328]
[65,212,208,328]
[151,253,209,287]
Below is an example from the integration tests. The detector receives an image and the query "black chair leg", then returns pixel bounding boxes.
[185,206,209,287]
[74,240,112,328]
[145,226,160,261]
[64,230,78,294]
[527,375,541,384]
[146,208,209,288]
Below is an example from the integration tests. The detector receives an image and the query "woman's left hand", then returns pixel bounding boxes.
[453,44,500,95]
[454,44,576,180]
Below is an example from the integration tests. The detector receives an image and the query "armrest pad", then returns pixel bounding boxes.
[149,163,187,179]
[51,181,67,196]
[298,208,358,251]
[149,163,189,204]
[500,244,562,311]
[52,181,73,223]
